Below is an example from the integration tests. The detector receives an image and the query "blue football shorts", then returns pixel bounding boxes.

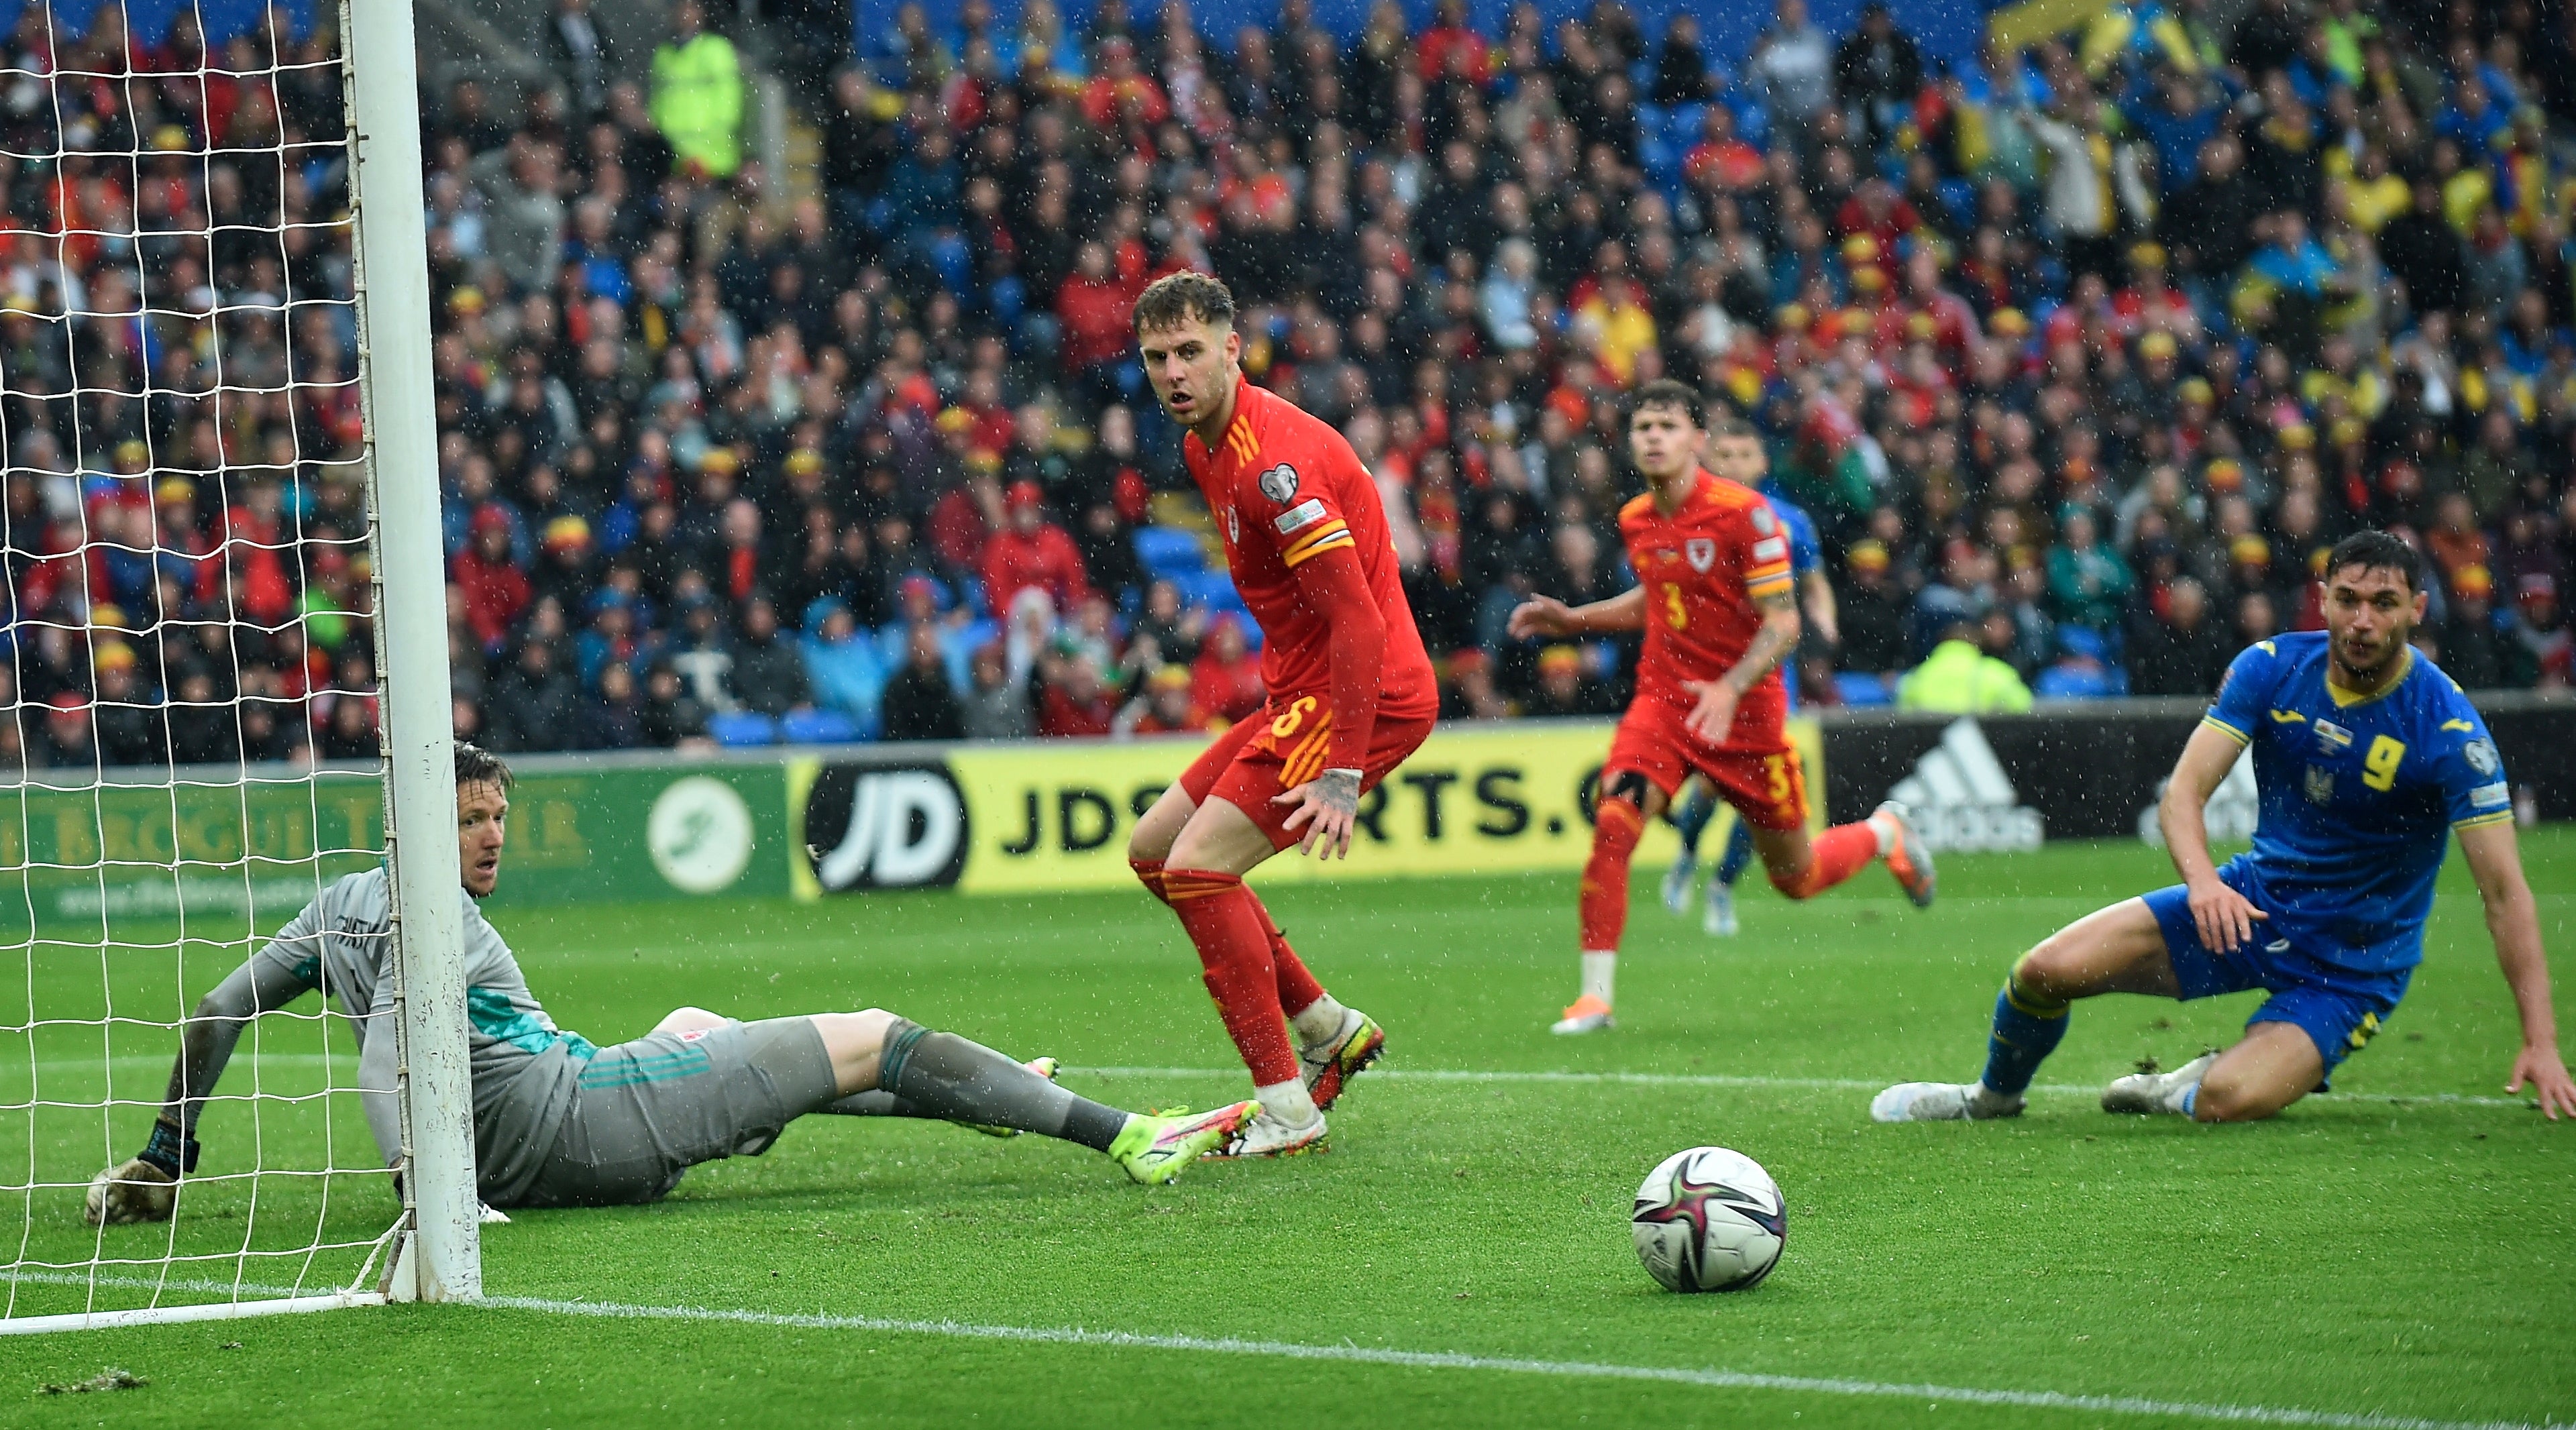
[2141,873,2413,1080]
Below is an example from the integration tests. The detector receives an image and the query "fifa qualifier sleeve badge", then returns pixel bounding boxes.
[1257,463,1300,504]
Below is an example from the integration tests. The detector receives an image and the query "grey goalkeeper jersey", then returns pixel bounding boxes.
[253,867,594,1204]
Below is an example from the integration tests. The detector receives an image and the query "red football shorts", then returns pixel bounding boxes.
[1603,706,1809,832]
[1179,695,1435,849]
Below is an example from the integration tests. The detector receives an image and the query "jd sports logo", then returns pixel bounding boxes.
[1888,718,2043,852]
[803,763,970,891]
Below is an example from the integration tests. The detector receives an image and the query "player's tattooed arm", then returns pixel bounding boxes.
[1278,768,1364,859]
[1725,588,1803,693]
[1679,590,1800,745]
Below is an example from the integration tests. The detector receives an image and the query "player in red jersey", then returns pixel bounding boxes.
[1124,272,1439,1156]
[1509,383,1937,1035]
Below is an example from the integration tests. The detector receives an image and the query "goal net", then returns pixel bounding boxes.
[0,0,470,1329]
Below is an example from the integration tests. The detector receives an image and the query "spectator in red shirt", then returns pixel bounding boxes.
[1035,649,1118,736]
[1684,105,1766,192]
[1187,615,1265,724]
[981,480,1094,614]
[1415,0,1491,85]
[1835,175,1921,255]
[1079,35,1169,131]
[451,506,532,657]
[1888,245,1981,368]
[1055,240,1140,396]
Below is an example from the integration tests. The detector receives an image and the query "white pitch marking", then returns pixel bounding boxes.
[1067,1066,2536,1109]
[14,1256,2561,1427]
[0,1058,2529,1109]
[469,1294,2563,1430]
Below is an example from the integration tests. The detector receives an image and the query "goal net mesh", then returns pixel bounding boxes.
[0,0,403,1320]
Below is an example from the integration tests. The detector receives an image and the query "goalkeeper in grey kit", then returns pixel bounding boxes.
[89,745,1250,1223]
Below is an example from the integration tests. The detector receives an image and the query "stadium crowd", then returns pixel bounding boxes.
[4,0,2576,770]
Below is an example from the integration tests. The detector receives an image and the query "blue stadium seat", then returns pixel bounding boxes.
[1664,103,1706,148]
[1640,135,1678,180]
[1835,672,1895,706]
[988,274,1026,327]
[781,708,861,745]
[1733,99,1770,151]
[2033,666,2114,700]
[709,711,780,746]
[1133,526,1206,578]
[1937,178,1978,232]
[928,232,973,299]
[1176,569,1246,613]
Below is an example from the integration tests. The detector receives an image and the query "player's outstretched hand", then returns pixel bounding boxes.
[1678,679,1741,746]
[2507,1044,2576,1121]
[1276,769,1362,860]
[2183,875,2266,954]
[84,1158,177,1226]
[1507,596,1572,640]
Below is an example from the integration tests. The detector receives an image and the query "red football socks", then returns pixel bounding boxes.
[1161,869,1300,1086]
[1578,798,1645,952]
[1136,857,1324,1019]
[1768,820,1878,899]
[1249,893,1327,1018]
[1128,857,1169,905]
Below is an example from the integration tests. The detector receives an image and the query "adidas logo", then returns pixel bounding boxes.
[2139,745,2259,847]
[1887,718,2044,852]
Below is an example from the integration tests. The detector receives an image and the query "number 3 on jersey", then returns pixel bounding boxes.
[2361,735,2404,791]
[1662,583,1687,630]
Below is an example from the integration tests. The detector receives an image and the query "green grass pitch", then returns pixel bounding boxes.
[1,832,2570,1428]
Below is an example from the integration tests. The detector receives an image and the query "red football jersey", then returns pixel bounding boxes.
[1619,470,1795,747]
[1183,376,1438,726]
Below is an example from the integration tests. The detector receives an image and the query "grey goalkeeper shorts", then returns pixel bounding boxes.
[515,1017,839,1208]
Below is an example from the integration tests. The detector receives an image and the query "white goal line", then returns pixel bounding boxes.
[470,1294,2559,1430]
[14,1271,2563,1429]
[1069,1066,2538,1109]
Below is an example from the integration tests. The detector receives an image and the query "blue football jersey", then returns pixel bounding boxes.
[2200,631,2512,973]
[1755,481,1822,578]
[1754,484,1820,715]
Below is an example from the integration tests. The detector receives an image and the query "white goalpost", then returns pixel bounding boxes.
[0,0,472,1329]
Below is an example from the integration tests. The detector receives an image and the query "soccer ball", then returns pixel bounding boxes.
[1630,1146,1786,1292]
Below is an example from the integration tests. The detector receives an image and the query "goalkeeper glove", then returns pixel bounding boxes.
[84,1121,196,1227]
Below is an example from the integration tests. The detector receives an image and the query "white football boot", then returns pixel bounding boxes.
[1660,856,1697,916]
[1702,881,1739,937]
[1870,1081,2025,1122]
[2100,1052,2217,1115]
[1203,1105,1328,1159]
